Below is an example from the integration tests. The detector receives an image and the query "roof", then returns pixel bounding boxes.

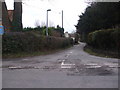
[8,10,14,22]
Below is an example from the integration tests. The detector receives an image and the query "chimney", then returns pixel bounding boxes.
[8,10,14,22]
[12,0,23,31]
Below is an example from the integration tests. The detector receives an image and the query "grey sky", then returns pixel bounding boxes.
[5,0,88,33]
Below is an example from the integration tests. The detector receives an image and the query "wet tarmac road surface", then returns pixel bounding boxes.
[2,43,119,88]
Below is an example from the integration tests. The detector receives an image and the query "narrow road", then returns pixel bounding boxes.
[2,43,119,88]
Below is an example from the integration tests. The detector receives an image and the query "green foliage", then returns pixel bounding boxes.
[23,26,47,35]
[23,26,64,37]
[23,27,34,31]
[87,28,120,51]
[55,25,64,36]
[2,32,72,54]
[76,2,120,42]
[75,33,80,43]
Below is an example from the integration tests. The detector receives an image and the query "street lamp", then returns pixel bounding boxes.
[46,9,51,36]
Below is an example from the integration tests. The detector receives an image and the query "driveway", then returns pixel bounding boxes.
[2,42,119,88]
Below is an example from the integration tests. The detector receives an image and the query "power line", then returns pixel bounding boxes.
[47,1,75,31]
[22,2,46,12]
[22,0,75,32]
[22,2,61,15]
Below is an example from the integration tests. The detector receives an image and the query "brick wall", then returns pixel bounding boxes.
[12,1,23,31]
[2,2,11,31]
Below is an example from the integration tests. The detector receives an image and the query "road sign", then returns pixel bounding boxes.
[0,25,4,35]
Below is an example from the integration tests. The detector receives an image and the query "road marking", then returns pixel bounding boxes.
[86,65,102,69]
[104,63,119,68]
[61,60,75,69]
[22,59,29,60]
[8,66,22,69]
[85,63,102,69]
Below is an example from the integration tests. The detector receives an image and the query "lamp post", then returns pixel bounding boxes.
[62,10,63,29]
[46,9,51,36]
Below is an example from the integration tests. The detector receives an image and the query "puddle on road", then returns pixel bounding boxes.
[67,69,113,76]
[65,62,116,76]
[67,65,115,76]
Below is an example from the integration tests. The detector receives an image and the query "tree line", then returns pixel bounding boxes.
[23,25,64,37]
[76,2,120,42]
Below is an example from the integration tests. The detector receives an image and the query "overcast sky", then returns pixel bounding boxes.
[5,0,88,33]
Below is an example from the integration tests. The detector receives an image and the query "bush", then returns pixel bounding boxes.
[2,32,72,54]
[23,26,64,37]
[87,28,120,51]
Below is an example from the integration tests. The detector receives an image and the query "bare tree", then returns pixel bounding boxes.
[40,21,46,27]
[34,20,40,27]
[49,20,54,27]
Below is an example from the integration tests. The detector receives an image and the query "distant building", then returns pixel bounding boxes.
[64,32,69,38]
[8,10,14,22]
[69,34,75,41]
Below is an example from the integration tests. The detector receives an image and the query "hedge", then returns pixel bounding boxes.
[87,28,120,51]
[2,32,73,54]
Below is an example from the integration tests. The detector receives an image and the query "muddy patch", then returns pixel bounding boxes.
[65,62,116,76]
[42,65,58,71]
[67,66,114,76]
[17,60,45,64]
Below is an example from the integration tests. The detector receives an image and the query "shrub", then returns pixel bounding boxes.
[87,28,120,51]
[2,32,72,54]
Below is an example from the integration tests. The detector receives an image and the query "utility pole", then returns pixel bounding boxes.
[62,10,63,29]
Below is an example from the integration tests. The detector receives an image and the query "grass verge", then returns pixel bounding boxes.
[84,45,119,59]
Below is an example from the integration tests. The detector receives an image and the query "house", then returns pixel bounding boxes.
[64,32,69,38]
[2,2,11,31]
[8,10,14,22]
[2,1,23,32]
[69,34,75,40]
